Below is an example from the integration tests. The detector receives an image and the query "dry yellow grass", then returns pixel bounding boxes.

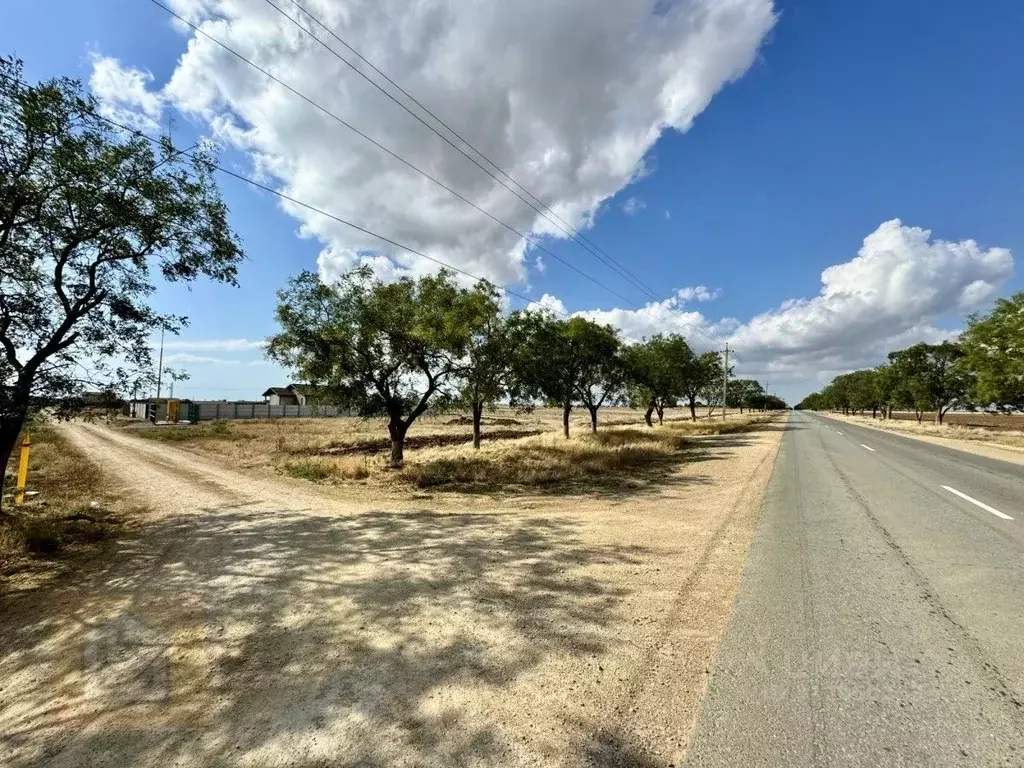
[1,425,146,582]
[830,412,1024,451]
[124,407,779,496]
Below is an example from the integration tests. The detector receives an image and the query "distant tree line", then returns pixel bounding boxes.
[795,293,1024,422]
[267,267,787,467]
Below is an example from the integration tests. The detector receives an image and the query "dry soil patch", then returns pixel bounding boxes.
[0,417,786,767]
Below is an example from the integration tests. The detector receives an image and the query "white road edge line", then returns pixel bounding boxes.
[861,444,876,452]
[942,486,1014,521]
[835,430,844,435]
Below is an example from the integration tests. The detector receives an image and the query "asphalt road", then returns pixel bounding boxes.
[686,410,1024,767]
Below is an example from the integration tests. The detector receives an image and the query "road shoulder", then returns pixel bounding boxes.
[818,412,1024,467]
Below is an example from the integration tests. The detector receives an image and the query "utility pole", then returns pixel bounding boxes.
[155,328,165,399]
[722,342,729,421]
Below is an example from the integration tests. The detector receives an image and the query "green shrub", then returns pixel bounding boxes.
[281,458,336,481]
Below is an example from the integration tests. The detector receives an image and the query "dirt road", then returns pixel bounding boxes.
[1,420,785,767]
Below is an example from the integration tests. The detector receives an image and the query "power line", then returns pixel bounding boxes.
[146,0,733,355]
[260,0,661,302]
[253,1,732,355]
[145,0,642,309]
[86,111,566,318]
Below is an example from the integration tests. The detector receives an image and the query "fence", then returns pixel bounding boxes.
[129,400,352,422]
[193,402,348,421]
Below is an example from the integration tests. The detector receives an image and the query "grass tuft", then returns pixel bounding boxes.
[281,458,337,481]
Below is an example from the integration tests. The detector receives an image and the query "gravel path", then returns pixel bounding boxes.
[1,420,785,767]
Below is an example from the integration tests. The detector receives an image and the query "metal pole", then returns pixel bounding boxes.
[155,328,165,399]
[722,343,729,421]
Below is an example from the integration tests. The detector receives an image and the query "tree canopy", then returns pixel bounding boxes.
[267,267,499,466]
[0,56,244,498]
[960,292,1024,408]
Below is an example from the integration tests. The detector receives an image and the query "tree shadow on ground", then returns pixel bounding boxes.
[1,505,653,767]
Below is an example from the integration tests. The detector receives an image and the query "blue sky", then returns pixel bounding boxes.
[4,0,1021,404]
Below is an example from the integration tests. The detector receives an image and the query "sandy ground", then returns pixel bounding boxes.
[0,418,786,768]
[821,413,1024,467]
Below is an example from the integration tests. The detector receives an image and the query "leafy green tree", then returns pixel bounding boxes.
[513,314,620,438]
[960,292,1024,408]
[267,267,496,466]
[457,304,514,449]
[689,351,726,420]
[573,325,623,432]
[0,56,244,501]
[888,342,973,424]
[622,334,692,426]
[844,369,878,415]
[871,364,893,418]
[729,379,765,413]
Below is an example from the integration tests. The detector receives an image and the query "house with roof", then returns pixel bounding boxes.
[261,383,331,406]
[262,385,304,406]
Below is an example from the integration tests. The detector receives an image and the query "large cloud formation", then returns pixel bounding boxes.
[575,220,1013,395]
[95,0,775,284]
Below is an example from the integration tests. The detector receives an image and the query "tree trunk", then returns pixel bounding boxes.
[936,408,945,425]
[0,410,28,516]
[562,402,571,439]
[655,405,664,425]
[588,406,598,433]
[644,406,654,428]
[887,404,893,419]
[872,406,877,419]
[387,418,408,468]
[916,410,923,423]
[689,397,697,422]
[471,402,483,448]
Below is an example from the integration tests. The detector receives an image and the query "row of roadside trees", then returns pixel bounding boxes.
[795,293,1024,422]
[0,56,786,498]
[266,267,785,467]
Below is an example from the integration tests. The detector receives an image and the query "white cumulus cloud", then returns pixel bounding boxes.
[525,293,568,317]
[542,220,1014,400]
[96,0,775,286]
[729,219,1013,368]
[89,54,165,133]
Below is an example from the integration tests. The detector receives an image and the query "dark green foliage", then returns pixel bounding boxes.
[0,56,244,506]
[960,292,1024,408]
[267,267,500,466]
[511,313,621,437]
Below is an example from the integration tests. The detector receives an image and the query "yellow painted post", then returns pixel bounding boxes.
[14,434,30,505]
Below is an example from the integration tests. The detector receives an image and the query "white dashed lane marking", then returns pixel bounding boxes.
[942,486,1014,521]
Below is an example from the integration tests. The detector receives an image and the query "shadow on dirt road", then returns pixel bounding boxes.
[1,505,651,767]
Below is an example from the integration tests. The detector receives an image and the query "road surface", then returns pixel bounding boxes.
[687,410,1024,767]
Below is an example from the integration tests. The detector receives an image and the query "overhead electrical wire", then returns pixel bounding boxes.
[92,114,569,317]
[137,3,732,355]
[259,0,661,302]
[145,0,643,309]
[252,0,733,355]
